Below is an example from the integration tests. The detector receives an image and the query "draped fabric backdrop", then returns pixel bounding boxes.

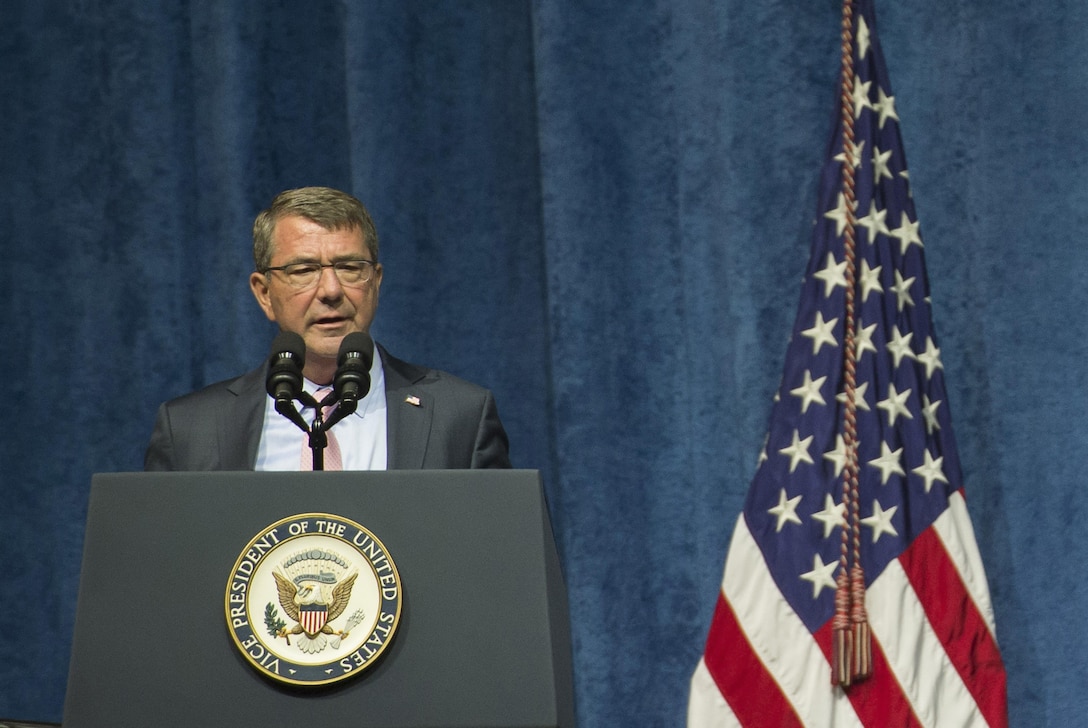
[2,1,1085,725]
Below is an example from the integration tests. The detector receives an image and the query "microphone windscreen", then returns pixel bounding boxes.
[334,332,373,405]
[266,331,306,399]
[337,332,374,368]
[270,331,306,363]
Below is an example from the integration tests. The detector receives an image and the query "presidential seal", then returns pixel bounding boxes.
[225,513,402,686]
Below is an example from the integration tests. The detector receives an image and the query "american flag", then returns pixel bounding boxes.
[688,1,1008,725]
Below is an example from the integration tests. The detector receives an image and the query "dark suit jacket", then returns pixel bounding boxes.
[144,345,510,471]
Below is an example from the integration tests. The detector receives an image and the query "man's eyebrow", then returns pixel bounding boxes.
[279,255,370,265]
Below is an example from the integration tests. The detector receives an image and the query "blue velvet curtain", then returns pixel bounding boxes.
[3,1,1086,725]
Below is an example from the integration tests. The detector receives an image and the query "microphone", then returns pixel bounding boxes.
[265,331,306,402]
[333,332,373,417]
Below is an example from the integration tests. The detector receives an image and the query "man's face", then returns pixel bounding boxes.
[249,215,382,382]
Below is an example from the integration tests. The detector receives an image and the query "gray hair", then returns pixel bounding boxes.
[252,186,379,271]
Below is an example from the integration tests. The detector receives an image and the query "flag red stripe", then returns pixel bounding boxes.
[704,591,804,727]
[812,620,922,728]
[899,527,1009,728]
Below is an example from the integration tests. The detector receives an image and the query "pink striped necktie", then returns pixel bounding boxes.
[301,387,343,471]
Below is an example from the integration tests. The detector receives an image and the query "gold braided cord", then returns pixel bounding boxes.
[831,0,871,688]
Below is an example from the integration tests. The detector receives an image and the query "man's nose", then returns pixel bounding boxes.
[314,265,345,299]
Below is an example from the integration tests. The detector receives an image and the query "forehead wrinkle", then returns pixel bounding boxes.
[271,223,369,266]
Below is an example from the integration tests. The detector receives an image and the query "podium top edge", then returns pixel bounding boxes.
[91,469,542,480]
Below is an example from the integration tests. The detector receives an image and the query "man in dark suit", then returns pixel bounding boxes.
[145,186,510,472]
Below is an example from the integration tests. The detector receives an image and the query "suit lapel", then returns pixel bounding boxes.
[223,365,267,470]
[380,346,434,470]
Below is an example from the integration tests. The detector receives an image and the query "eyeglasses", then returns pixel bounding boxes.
[262,259,378,290]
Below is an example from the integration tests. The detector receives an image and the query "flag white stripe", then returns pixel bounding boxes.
[688,657,741,728]
[723,517,865,728]
[933,491,999,638]
[867,558,985,728]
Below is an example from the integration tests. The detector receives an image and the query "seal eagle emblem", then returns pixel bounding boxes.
[225,513,403,686]
[271,548,360,653]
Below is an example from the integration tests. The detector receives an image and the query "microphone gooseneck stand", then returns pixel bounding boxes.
[277,390,336,471]
[308,408,329,471]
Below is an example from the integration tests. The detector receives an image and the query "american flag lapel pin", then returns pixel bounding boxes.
[405,395,421,407]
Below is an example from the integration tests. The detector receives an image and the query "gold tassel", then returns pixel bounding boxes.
[830,569,853,686]
[849,563,872,680]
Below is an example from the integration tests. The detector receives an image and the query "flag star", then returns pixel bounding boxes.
[812,493,847,539]
[834,139,865,169]
[853,77,873,119]
[800,553,840,598]
[854,321,879,360]
[856,15,871,60]
[877,383,914,426]
[868,441,906,484]
[768,488,803,532]
[823,434,848,477]
[861,500,899,543]
[824,192,852,237]
[859,260,883,302]
[779,430,815,473]
[886,326,917,368]
[842,140,863,169]
[889,212,923,254]
[857,200,890,244]
[790,369,828,413]
[876,86,899,129]
[912,450,949,494]
[872,145,894,183]
[916,336,944,379]
[814,253,848,297]
[835,380,871,412]
[801,311,839,354]
[891,269,916,311]
[922,394,942,435]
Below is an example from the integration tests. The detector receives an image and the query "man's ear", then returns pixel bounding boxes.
[249,272,276,322]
